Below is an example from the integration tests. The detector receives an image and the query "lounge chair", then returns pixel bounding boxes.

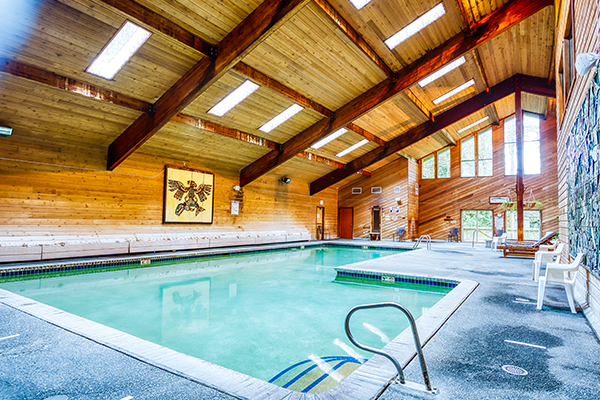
[532,242,564,281]
[393,226,406,242]
[497,231,557,258]
[537,253,584,314]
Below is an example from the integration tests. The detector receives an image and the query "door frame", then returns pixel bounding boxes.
[339,207,354,239]
[316,206,325,240]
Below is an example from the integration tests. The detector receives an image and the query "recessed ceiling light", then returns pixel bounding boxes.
[457,116,490,133]
[433,79,475,105]
[208,80,259,117]
[336,139,369,157]
[311,128,348,149]
[259,104,303,133]
[418,57,466,87]
[385,3,445,50]
[349,0,372,10]
[87,21,151,80]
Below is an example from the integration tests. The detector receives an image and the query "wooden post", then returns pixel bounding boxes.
[515,76,525,241]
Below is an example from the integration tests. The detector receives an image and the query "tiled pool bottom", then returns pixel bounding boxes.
[0,246,477,399]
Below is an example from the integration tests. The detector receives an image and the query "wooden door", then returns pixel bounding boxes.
[339,207,353,239]
[316,206,324,240]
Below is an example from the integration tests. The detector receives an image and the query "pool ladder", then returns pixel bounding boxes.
[413,235,431,250]
[345,302,438,395]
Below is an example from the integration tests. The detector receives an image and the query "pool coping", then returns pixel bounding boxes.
[0,246,478,400]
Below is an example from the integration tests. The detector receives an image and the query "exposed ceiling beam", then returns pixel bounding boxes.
[312,0,394,78]
[0,60,150,113]
[520,74,556,97]
[453,0,472,33]
[405,88,434,121]
[107,0,310,170]
[96,0,216,57]
[239,0,553,187]
[309,74,556,194]
[346,123,388,147]
[433,129,456,147]
[486,104,500,125]
[473,48,490,92]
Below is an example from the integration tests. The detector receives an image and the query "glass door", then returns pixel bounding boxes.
[506,210,541,240]
[461,210,493,243]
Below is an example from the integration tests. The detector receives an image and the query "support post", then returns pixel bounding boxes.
[515,76,525,241]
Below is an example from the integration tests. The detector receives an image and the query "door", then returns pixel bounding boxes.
[316,206,324,240]
[339,207,353,239]
[461,210,493,242]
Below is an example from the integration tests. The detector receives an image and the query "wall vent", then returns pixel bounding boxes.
[352,187,362,194]
[371,187,382,194]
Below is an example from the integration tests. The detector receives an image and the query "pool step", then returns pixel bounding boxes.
[269,356,363,393]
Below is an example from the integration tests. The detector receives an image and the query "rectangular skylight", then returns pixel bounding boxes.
[457,116,490,133]
[385,3,445,49]
[349,0,372,10]
[433,79,475,105]
[418,57,466,87]
[311,128,347,149]
[259,104,303,133]
[336,139,369,158]
[208,80,259,117]
[87,21,151,80]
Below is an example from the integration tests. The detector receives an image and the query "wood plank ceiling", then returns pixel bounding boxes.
[0,0,556,190]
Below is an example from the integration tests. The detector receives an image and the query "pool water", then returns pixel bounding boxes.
[1,246,449,392]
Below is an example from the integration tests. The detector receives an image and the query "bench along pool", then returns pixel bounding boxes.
[0,245,460,396]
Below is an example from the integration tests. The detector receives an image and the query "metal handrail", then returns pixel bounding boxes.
[413,235,431,250]
[471,229,492,247]
[345,302,437,394]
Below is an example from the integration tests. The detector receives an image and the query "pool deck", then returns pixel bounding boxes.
[1,240,600,399]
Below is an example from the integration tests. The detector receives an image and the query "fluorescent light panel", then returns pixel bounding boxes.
[336,139,369,157]
[457,116,490,133]
[87,21,151,80]
[418,57,466,87]
[433,79,475,105]
[312,128,348,149]
[385,3,445,49]
[349,0,372,10]
[208,80,259,117]
[259,104,303,133]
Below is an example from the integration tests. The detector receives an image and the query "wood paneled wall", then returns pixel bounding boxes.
[555,0,600,332]
[418,115,559,241]
[338,157,418,239]
[0,135,337,239]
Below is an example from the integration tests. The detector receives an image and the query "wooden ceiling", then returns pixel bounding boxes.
[0,0,556,192]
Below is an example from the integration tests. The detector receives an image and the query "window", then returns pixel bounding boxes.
[437,147,450,178]
[506,210,541,240]
[504,114,541,175]
[422,154,435,179]
[478,128,493,176]
[385,3,445,49]
[461,136,475,177]
[462,210,493,243]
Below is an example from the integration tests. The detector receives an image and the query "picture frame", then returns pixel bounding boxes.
[163,166,214,224]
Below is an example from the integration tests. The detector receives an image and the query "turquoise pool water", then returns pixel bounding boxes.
[1,246,450,392]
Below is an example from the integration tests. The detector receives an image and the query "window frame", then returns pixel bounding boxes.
[504,113,541,176]
[421,146,452,180]
[460,127,493,177]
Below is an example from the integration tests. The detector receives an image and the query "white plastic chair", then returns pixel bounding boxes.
[491,233,507,251]
[536,253,584,314]
[532,242,564,281]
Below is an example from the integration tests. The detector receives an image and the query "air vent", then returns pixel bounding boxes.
[352,187,362,194]
[371,187,382,194]
[394,186,401,193]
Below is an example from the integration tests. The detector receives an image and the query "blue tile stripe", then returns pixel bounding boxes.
[335,269,458,288]
[301,360,350,393]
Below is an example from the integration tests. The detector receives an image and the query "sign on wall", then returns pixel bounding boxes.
[163,166,214,224]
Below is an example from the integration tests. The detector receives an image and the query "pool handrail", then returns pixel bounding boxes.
[345,302,438,394]
[413,235,431,250]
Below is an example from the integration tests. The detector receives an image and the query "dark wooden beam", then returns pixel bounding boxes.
[519,74,556,98]
[515,76,525,241]
[0,60,150,113]
[240,0,553,187]
[231,62,334,118]
[97,0,216,57]
[107,0,310,170]
[312,0,394,78]
[347,123,388,147]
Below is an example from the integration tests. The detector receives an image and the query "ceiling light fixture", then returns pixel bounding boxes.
[433,79,475,105]
[87,21,151,80]
[385,3,445,50]
[0,126,13,136]
[418,56,466,87]
[311,128,348,149]
[280,177,291,184]
[336,139,369,158]
[259,104,303,133]
[349,0,372,10]
[208,80,259,117]
[457,116,490,133]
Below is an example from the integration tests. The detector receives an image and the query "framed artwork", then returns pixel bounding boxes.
[163,166,214,224]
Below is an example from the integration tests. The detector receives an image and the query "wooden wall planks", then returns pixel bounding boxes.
[418,115,558,241]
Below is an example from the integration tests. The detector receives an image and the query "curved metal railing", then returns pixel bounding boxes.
[413,235,431,250]
[345,302,437,394]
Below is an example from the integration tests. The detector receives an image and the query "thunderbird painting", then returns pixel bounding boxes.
[163,166,214,224]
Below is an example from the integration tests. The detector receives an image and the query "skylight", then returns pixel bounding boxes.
[208,80,259,117]
[433,79,475,105]
[336,139,369,158]
[349,0,372,10]
[457,116,490,134]
[418,57,466,87]
[385,3,445,49]
[87,21,151,80]
[311,128,348,149]
[259,104,303,133]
